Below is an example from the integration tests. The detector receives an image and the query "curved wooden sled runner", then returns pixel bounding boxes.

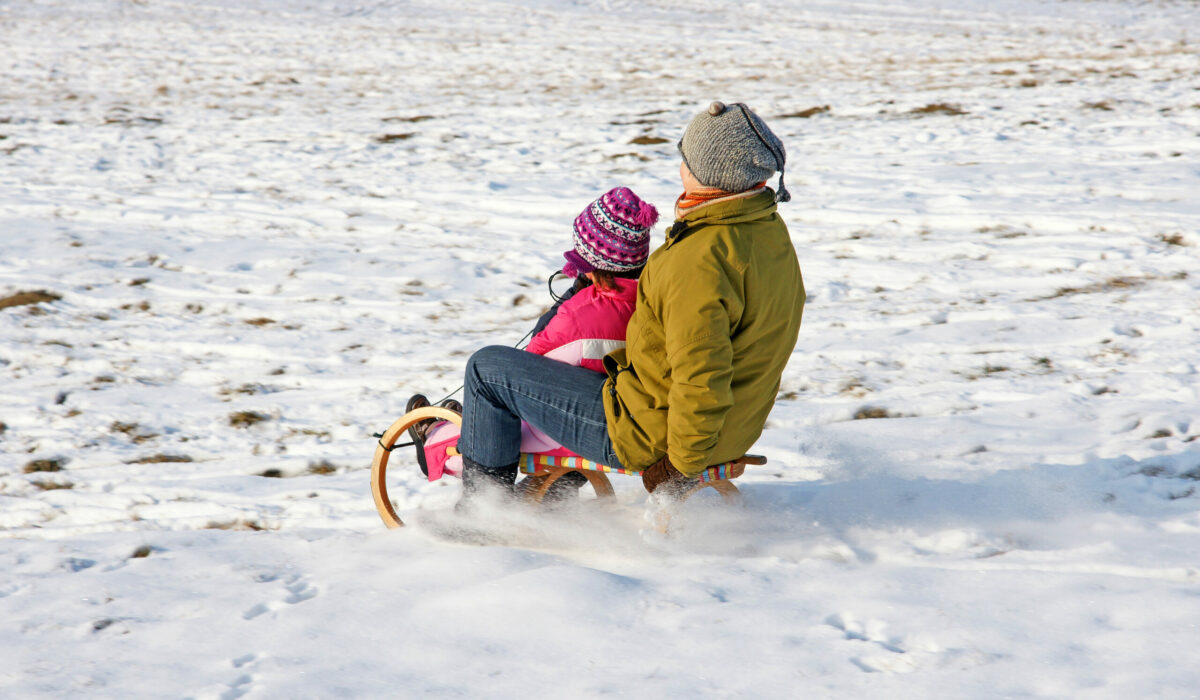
[371,407,766,530]
[371,406,462,529]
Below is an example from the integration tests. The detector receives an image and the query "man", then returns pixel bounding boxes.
[456,101,805,504]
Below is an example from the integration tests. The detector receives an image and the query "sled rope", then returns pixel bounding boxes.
[373,432,414,452]
[422,322,539,407]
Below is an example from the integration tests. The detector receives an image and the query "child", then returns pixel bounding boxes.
[409,187,659,480]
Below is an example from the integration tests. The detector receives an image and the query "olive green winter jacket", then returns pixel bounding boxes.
[602,190,806,477]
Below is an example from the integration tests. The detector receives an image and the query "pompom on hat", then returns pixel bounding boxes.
[563,187,659,277]
[678,101,791,202]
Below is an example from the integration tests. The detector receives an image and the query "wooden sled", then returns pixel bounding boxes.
[370,407,766,530]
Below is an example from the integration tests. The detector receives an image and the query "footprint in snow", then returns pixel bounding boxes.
[219,673,253,700]
[284,578,318,604]
[827,612,906,654]
[62,557,96,572]
[241,574,318,620]
[826,612,917,673]
[826,612,996,673]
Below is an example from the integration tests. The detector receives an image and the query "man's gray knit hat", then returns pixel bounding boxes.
[678,101,790,202]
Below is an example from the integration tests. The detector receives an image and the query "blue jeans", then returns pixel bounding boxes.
[457,346,623,471]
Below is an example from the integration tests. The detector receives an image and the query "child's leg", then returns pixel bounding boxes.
[457,346,621,484]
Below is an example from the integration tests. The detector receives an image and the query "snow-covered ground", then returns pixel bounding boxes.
[2,0,1199,696]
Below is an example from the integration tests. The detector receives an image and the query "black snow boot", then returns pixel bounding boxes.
[455,457,518,514]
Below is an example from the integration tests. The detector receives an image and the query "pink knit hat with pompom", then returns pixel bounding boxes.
[563,187,659,277]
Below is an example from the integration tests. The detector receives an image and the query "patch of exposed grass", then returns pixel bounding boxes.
[285,427,331,441]
[130,545,153,559]
[205,519,267,531]
[307,460,338,475]
[853,406,895,420]
[259,468,284,478]
[220,383,271,398]
[0,290,61,311]
[24,458,65,473]
[110,421,160,443]
[628,135,669,145]
[608,152,651,161]
[779,105,831,118]
[382,115,433,123]
[127,454,193,464]
[244,317,275,326]
[609,117,661,126]
[909,103,967,116]
[1158,233,1188,246]
[839,377,867,395]
[375,133,414,143]
[977,224,1022,236]
[1083,100,1114,111]
[229,411,269,428]
[32,480,74,491]
[104,113,163,127]
[1042,276,1145,299]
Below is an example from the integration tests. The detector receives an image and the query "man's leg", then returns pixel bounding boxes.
[457,345,622,494]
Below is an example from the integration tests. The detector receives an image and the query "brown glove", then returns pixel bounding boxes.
[641,455,689,495]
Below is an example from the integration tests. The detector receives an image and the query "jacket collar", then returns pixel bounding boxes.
[665,190,778,248]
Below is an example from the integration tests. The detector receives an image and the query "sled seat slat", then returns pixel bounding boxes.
[519,453,636,476]
[519,452,766,483]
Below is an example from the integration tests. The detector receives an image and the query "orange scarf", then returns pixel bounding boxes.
[675,182,768,218]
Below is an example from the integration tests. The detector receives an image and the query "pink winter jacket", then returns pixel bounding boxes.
[525,277,638,372]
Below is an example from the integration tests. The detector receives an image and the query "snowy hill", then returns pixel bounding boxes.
[2,0,1198,697]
